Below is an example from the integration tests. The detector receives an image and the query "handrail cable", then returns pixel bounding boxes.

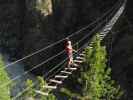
[0,50,65,88]
[2,19,100,88]
[3,0,121,70]
[45,18,106,80]
[12,12,121,99]
[12,38,88,100]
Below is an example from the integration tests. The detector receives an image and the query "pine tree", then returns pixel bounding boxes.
[0,55,11,100]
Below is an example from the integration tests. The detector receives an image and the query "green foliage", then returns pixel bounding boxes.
[24,79,35,99]
[37,76,56,100]
[82,34,123,100]
[60,88,82,99]
[37,76,46,91]
[60,87,92,100]
[0,55,11,100]
[24,76,56,100]
[44,94,56,100]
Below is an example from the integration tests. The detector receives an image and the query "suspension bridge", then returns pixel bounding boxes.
[0,0,127,99]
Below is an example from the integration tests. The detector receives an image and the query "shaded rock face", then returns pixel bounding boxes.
[126,0,133,23]
[0,0,116,74]
[104,4,133,98]
[0,0,22,57]
[22,0,56,74]
[111,1,133,99]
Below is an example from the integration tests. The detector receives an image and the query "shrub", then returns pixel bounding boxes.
[0,55,11,100]
[24,76,56,100]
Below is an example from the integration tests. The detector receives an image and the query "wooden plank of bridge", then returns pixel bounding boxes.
[35,90,49,96]
[100,32,106,35]
[65,67,77,70]
[55,75,68,79]
[43,85,57,89]
[99,34,105,36]
[88,46,93,48]
[61,70,72,75]
[49,79,63,84]
[74,60,83,63]
[76,56,85,60]
[79,53,85,57]
[89,43,93,46]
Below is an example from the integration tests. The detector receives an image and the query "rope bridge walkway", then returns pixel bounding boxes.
[0,0,126,99]
[34,0,126,96]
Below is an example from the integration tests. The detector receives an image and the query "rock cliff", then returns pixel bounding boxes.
[1,0,133,99]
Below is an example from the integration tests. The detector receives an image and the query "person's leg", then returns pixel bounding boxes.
[67,53,73,67]
[70,53,74,64]
[67,59,71,67]
[67,54,71,67]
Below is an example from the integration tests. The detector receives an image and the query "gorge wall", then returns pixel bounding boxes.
[0,0,114,74]
[105,0,133,98]
[1,0,133,99]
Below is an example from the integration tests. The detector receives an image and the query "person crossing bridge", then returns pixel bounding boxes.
[65,38,77,67]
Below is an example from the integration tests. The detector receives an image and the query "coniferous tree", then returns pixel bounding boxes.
[0,55,11,100]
